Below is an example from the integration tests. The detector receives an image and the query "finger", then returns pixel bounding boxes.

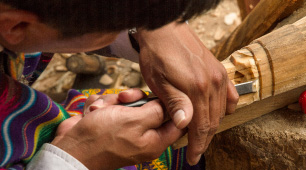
[143,121,186,152]
[186,90,210,166]
[118,88,147,103]
[84,95,100,113]
[85,94,120,114]
[202,84,226,157]
[226,80,239,115]
[135,100,165,129]
[155,83,193,129]
[88,99,105,112]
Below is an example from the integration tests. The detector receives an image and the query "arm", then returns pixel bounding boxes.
[88,30,140,63]
[132,22,239,165]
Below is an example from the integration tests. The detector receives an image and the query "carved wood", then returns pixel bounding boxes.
[172,16,306,149]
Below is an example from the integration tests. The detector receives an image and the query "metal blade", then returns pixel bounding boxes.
[235,80,257,95]
[121,80,258,107]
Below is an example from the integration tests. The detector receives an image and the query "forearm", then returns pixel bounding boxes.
[132,21,191,47]
[93,30,140,63]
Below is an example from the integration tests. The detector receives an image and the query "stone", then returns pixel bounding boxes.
[224,12,238,25]
[131,63,141,72]
[55,65,68,72]
[99,74,114,86]
[214,27,226,41]
[205,108,306,170]
[123,72,141,87]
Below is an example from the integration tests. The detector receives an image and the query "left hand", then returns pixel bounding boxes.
[54,89,185,170]
[134,22,239,165]
[56,88,149,142]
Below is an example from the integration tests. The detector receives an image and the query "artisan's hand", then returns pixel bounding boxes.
[134,22,239,165]
[52,89,185,170]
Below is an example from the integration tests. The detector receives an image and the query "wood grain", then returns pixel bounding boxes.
[212,0,303,61]
[172,16,306,149]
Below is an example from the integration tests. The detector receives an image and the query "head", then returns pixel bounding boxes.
[0,0,220,53]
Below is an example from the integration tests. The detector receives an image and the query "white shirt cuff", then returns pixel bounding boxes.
[109,30,140,63]
[26,143,88,170]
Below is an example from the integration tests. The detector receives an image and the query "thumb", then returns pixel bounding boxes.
[158,85,193,129]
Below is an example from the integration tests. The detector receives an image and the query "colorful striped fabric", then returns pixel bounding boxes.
[0,49,204,170]
[0,71,71,169]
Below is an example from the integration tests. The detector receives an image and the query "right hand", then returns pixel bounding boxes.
[52,89,185,170]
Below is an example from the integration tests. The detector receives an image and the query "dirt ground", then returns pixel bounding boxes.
[32,0,241,101]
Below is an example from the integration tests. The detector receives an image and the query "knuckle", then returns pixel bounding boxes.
[140,134,166,158]
[133,136,151,152]
[151,105,164,122]
[219,114,225,123]
[193,142,207,154]
[227,89,239,106]
[167,96,187,111]
[211,71,226,89]
[194,77,209,93]
[194,122,219,139]
[208,125,218,136]
[232,91,240,104]
[84,95,98,107]
[194,124,210,139]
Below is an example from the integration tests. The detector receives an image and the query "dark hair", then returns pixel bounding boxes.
[1,0,220,37]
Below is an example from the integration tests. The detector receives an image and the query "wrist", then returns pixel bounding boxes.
[132,21,189,47]
[51,135,112,170]
[51,136,89,168]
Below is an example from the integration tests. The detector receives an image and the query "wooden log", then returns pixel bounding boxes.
[237,0,260,20]
[212,0,303,61]
[172,85,306,149]
[172,16,306,149]
[66,53,106,74]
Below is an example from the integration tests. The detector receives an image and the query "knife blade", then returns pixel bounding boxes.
[121,80,258,107]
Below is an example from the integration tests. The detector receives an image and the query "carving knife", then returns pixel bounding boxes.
[121,80,258,107]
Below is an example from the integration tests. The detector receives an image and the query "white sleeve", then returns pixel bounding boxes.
[26,143,88,170]
[109,30,140,63]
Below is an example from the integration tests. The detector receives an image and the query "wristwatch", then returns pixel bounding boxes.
[128,27,137,35]
[128,27,140,52]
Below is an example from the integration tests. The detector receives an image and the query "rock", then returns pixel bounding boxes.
[123,72,141,87]
[55,72,76,93]
[224,12,238,25]
[131,63,141,72]
[55,65,68,72]
[106,65,118,75]
[60,53,73,59]
[205,108,306,170]
[66,54,105,74]
[99,74,114,86]
[214,27,226,41]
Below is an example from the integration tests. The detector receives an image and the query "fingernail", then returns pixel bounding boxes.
[173,109,186,128]
[120,89,133,95]
[187,154,202,166]
[89,99,104,112]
